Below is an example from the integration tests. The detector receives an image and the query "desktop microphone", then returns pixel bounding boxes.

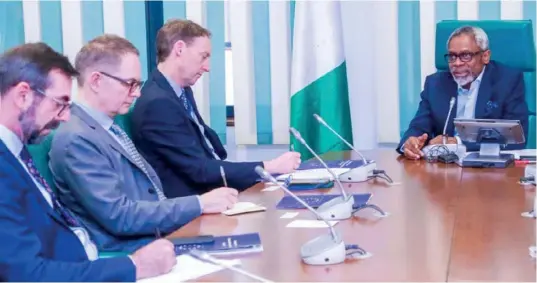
[255,166,347,265]
[443,97,456,145]
[313,113,380,183]
[188,249,273,282]
[289,127,354,220]
[313,113,367,162]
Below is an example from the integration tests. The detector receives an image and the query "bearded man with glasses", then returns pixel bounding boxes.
[48,34,239,254]
[397,25,529,159]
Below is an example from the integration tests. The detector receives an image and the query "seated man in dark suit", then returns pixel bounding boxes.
[131,19,301,198]
[49,35,238,254]
[398,26,529,159]
[0,42,174,281]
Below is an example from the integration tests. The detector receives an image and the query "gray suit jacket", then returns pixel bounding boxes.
[49,104,202,253]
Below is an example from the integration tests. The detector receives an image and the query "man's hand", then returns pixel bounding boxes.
[199,187,239,214]
[131,239,176,280]
[403,133,428,159]
[263,152,301,174]
[428,135,458,145]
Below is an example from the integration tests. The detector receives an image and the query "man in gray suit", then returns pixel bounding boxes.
[49,34,238,253]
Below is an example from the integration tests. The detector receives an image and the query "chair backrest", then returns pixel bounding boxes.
[435,20,537,148]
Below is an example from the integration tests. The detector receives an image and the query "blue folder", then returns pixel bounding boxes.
[173,233,263,256]
[276,193,373,210]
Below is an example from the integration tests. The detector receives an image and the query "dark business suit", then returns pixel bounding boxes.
[131,69,262,198]
[0,141,134,282]
[397,60,529,152]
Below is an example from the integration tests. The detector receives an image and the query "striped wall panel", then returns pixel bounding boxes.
[1,0,536,148]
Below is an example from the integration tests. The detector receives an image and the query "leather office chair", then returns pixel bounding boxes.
[435,20,537,149]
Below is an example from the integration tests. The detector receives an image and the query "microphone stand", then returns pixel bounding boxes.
[255,166,370,265]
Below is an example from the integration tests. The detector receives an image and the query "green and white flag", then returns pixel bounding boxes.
[290,0,353,160]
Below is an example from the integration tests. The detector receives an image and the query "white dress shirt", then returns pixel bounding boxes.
[0,124,98,260]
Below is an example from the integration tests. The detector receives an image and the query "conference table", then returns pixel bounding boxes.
[169,149,536,282]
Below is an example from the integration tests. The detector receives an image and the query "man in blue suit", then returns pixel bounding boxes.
[398,26,529,159]
[0,43,175,281]
[131,19,301,198]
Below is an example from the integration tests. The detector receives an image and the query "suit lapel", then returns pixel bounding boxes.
[0,141,68,227]
[153,70,196,124]
[474,63,495,118]
[71,104,140,169]
[151,70,220,158]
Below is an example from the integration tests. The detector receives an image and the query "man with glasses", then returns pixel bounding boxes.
[48,35,239,253]
[397,26,529,159]
[0,42,177,281]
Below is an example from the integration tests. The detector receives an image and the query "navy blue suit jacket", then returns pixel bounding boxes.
[131,69,262,198]
[0,141,135,282]
[397,60,529,152]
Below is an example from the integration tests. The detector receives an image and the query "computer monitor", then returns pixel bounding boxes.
[454,118,525,168]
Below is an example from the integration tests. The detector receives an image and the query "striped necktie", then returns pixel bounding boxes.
[20,147,81,226]
[109,124,167,200]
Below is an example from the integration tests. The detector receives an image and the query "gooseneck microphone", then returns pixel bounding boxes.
[255,166,338,240]
[189,249,273,282]
[289,127,349,200]
[313,113,367,163]
[255,166,348,265]
[443,97,456,145]
[289,127,354,219]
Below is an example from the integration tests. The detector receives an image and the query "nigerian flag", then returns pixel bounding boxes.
[290,0,353,161]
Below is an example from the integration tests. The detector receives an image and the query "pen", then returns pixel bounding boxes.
[220,166,228,187]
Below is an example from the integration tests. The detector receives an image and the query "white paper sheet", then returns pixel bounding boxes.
[137,255,241,283]
[280,212,299,219]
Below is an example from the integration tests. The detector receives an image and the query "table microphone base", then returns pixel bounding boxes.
[316,195,354,220]
[300,233,346,265]
[339,161,377,182]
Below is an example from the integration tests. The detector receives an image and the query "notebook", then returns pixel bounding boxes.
[172,233,263,256]
[275,193,373,210]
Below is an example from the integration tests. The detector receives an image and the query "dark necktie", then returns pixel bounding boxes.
[179,89,194,116]
[19,147,80,227]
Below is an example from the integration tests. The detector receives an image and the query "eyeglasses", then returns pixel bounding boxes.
[99,71,144,94]
[444,51,483,63]
[33,88,71,117]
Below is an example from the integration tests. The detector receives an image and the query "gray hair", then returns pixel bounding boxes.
[0,42,77,97]
[447,26,489,51]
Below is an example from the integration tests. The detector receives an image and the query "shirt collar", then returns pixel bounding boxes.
[76,101,114,130]
[0,124,23,157]
[458,65,486,94]
[162,73,184,96]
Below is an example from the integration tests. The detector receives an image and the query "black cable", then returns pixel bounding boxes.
[345,244,368,257]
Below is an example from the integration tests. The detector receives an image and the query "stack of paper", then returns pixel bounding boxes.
[137,255,241,283]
